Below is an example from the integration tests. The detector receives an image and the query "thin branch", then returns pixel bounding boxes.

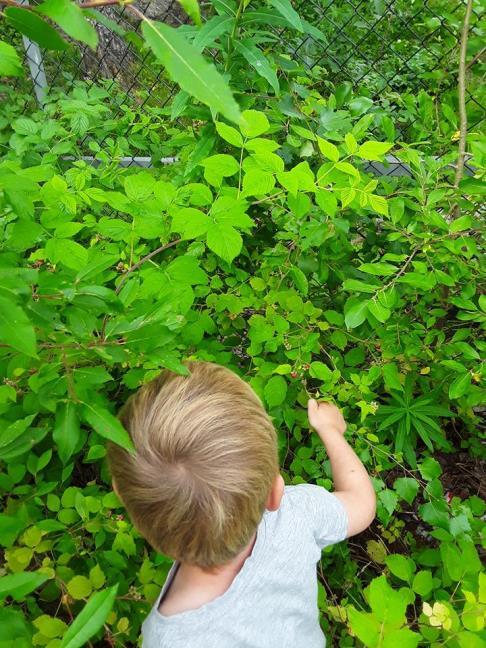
[452,0,474,217]
[99,238,182,342]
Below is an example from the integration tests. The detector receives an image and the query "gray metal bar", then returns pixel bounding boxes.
[21,0,48,106]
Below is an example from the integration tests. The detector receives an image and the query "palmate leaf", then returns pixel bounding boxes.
[141,19,240,124]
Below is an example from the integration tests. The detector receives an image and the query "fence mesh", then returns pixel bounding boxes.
[12,0,486,163]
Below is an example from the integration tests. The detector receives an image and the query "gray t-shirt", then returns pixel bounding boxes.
[141,484,348,648]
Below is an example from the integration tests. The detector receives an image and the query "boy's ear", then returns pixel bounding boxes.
[266,474,285,511]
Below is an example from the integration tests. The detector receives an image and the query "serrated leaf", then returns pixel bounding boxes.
[240,109,270,138]
[206,223,242,263]
[264,375,287,408]
[317,137,340,162]
[141,19,240,124]
[358,140,393,161]
[215,121,243,147]
[0,41,23,77]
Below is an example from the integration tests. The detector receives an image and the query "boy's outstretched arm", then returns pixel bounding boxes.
[308,399,376,537]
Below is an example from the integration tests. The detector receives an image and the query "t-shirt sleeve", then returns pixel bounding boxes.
[285,484,348,549]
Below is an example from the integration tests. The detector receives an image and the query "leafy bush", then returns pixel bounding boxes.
[1,0,485,644]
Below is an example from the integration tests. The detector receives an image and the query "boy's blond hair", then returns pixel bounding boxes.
[107,361,279,568]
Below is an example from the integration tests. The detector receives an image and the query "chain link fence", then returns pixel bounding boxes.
[12,0,486,169]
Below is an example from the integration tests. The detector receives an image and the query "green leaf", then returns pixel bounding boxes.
[215,121,243,147]
[345,300,369,329]
[309,361,333,382]
[0,571,49,601]
[368,299,391,322]
[315,189,337,217]
[235,40,280,95]
[37,0,98,49]
[82,404,134,453]
[141,19,240,124]
[418,457,442,480]
[61,585,118,648]
[393,477,419,505]
[5,7,68,50]
[192,15,233,51]
[268,0,303,32]
[264,375,287,408]
[171,207,211,239]
[0,41,23,77]
[200,153,240,185]
[53,402,81,464]
[412,570,433,596]
[240,109,270,138]
[382,628,420,648]
[289,266,308,295]
[0,515,26,548]
[347,607,380,647]
[382,363,402,391]
[359,262,397,276]
[368,193,389,216]
[177,0,201,24]
[317,137,340,162]
[0,297,37,358]
[45,238,88,270]
[448,372,471,399]
[358,140,393,161]
[124,172,155,201]
[67,575,92,600]
[385,554,415,582]
[242,169,275,197]
[206,223,242,263]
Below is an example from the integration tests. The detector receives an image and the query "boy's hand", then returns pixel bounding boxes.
[308,399,346,438]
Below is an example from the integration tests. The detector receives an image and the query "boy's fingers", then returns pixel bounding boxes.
[308,398,318,412]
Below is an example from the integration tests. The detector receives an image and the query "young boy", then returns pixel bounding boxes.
[108,361,376,647]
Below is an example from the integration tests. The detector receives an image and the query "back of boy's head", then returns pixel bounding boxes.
[108,361,279,568]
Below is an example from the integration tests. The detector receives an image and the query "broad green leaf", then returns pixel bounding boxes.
[412,570,433,596]
[200,153,239,185]
[215,121,243,147]
[382,628,420,648]
[240,109,270,138]
[67,575,92,600]
[61,585,118,648]
[53,402,81,464]
[206,223,242,263]
[315,189,337,216]
[235,40,280,95]
[289,266,308,295]
[343,279,378,294]
[309,361,333,382]
[177,0,201,25]
[368,299,391,322]
[418,457,442,480]
[171,207,211,239]
[268,0,303,32]
[5,7,68,50]
[347,607,380,647]
[448,372,471,399]
[385,554,415,582]
[0,571,49,601]
[368,193,389,216]
[359,262,397,276]
[45,238,88,271]
[0,297,37,358]
[82,404,134,453]
[242,169,275,196]
[0,515,26,548]
[317,137,340,162]
[382,363,402,391]
[345,300,369,329]
[393,477,419,505]
[358,140,393,161]
[264,375,287,408]
[37,0,98,49]
[124,172,155,201]
[0,41,23,77]
[141,19,240,124]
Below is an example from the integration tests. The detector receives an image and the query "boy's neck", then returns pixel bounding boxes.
[182,532,257,582]
[158,533,257,616]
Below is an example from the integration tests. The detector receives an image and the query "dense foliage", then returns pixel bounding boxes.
[1,0,485,646]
